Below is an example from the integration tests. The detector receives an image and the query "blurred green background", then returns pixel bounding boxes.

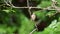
[0,0,60,34]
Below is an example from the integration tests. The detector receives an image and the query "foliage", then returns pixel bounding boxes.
[0,0,60,34]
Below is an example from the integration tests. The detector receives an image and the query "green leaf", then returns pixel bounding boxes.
[37,1,51,8]
[2,10,15,13]
[46,11,56,17]
[34,10,47,20]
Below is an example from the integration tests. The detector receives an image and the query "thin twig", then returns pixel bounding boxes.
[27,0,32,17]
[4,0,11,6]
[29,28,37,34]
[4,0,60,11]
